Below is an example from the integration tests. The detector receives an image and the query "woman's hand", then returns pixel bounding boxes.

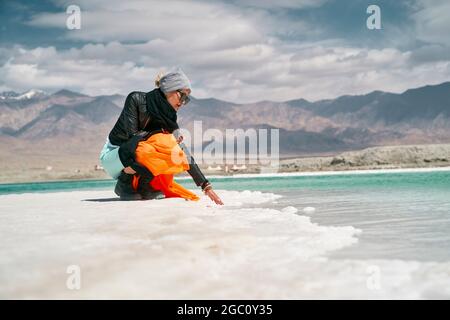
[205,188,224,205]
[123,166,136,174]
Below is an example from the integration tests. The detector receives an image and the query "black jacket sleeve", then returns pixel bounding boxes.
[178,141,209,188]
[123,92,140,137]
[108,92,142,146]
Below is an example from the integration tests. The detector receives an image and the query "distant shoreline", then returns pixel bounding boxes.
[1,144,449,184]
[1,165,450,186]
[205,166,450,179]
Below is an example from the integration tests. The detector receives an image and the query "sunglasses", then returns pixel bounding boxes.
[176,90,191,105]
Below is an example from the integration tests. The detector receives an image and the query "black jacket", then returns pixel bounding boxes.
[108,91,208,187]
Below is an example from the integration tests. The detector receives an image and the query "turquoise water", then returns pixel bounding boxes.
[0,179,116,195]
[2,171,448,195]
[1,171,449,262]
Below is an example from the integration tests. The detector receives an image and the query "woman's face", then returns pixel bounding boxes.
[165,88,191,112]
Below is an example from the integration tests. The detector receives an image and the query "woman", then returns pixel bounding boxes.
[99,67,223,205]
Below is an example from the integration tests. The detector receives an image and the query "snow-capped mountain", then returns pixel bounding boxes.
[0,89,47,100]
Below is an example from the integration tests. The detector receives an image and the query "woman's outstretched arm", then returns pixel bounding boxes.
[175,134,223,205]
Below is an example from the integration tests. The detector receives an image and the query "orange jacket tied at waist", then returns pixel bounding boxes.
[132,133,199,201]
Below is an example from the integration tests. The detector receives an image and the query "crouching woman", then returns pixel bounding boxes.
[99,68,223,205]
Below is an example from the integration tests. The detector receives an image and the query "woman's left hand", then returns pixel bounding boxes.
[205,188,224,205]
[123,166,136,174]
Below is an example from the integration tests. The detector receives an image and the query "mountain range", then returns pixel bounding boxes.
[1,82,450,157]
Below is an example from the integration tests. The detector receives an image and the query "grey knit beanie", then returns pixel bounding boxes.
[156,67,192,93]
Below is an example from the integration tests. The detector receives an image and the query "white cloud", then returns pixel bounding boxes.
[4,39,449,103]
[27,0,265,46]
[412,0,450,45]
[0,46,160,96]
[1,0,450,103]
[228,0,329,9]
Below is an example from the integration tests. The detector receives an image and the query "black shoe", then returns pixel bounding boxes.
[137,177,165,200]
[141,190,164,200]
[114,171,142,201]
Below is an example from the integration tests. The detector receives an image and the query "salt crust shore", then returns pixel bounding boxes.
[1,189,449,299]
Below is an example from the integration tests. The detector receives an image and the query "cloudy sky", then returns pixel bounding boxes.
[0,0,449,103]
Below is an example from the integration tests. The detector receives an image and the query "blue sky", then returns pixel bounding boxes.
[1,0,449,102]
